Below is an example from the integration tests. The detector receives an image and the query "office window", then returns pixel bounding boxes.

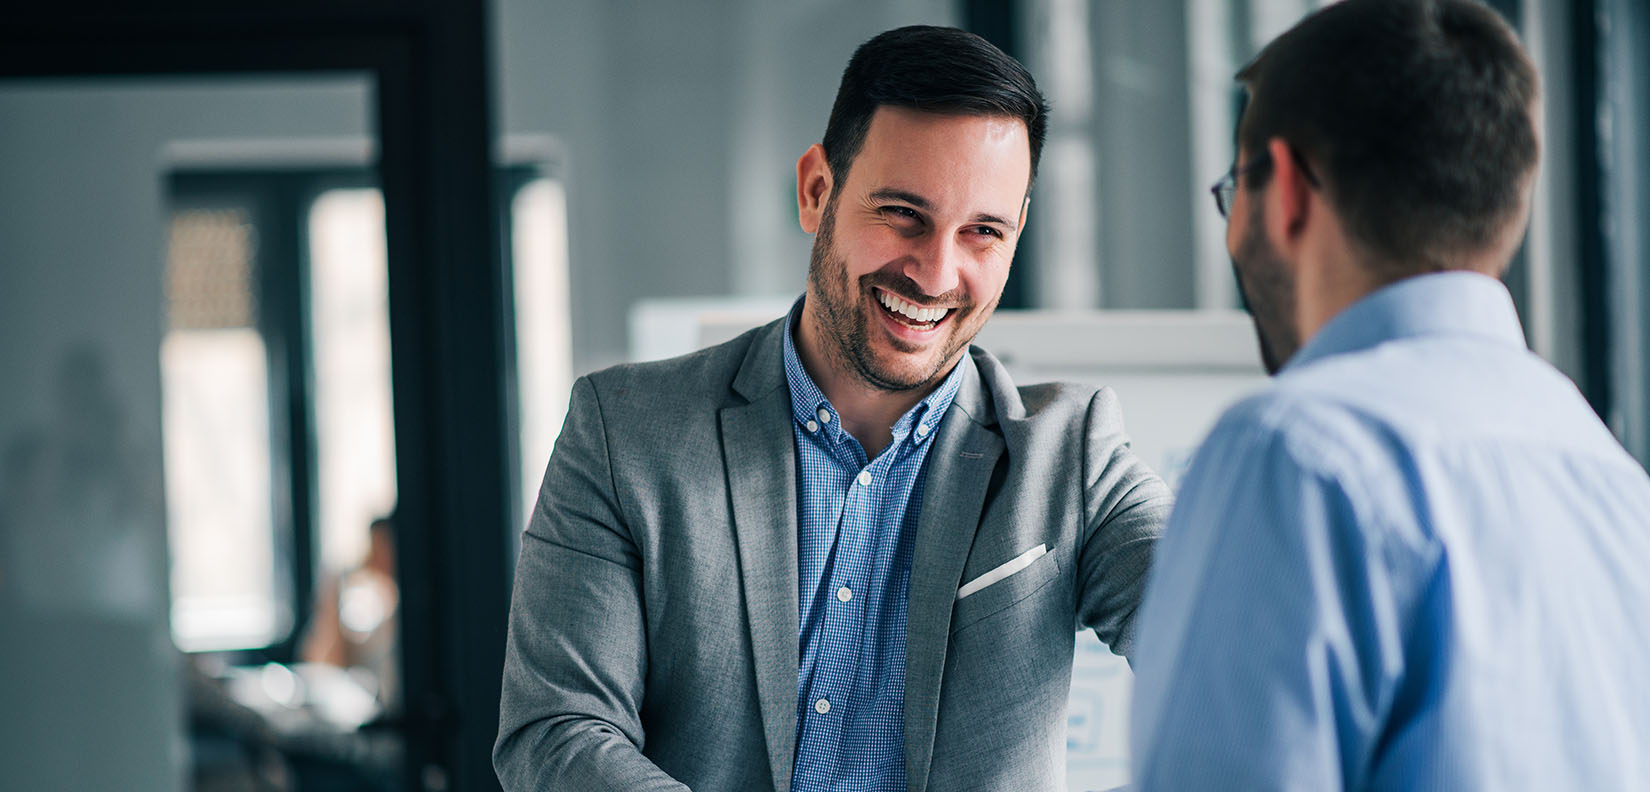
[163,206,285,652]
[161,164,571,654]
[1021,0,1333,311]
[308,188,398,574]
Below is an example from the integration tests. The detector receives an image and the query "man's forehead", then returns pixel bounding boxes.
[850,108,1032,214]
[862,105,1029,146]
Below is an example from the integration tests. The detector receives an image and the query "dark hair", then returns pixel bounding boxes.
[822,25,1049,188]
[1237,0,1539,274]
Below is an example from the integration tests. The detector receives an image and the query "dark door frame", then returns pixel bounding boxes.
[1,4,513,791]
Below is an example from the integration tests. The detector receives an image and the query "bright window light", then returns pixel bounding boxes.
[308,188,398,574]
[511,177,573,527]
[163,207,285,652]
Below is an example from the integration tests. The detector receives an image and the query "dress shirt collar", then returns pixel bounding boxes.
[781,296,964,451]
[1284,271,1528,373]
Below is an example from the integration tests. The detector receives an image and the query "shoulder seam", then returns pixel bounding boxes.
[579,374,638,545]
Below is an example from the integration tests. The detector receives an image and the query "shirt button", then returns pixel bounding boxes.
[836,586,852,603]
[857,470,872,487]
[916,423,931,437]
[814,698,831,715]
[806,420,819,433]
[817,408,832,424]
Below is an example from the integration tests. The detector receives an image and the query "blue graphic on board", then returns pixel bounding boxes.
[1066,629,1132,791]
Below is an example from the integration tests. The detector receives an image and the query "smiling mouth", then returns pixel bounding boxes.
[874,287,953,331]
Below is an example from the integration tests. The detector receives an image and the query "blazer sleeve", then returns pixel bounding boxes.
[493,376,690,792]
[1074,386,1174,660]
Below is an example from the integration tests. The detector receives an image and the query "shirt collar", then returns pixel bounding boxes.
[781,296,965,450]
[1284,271,1528,373]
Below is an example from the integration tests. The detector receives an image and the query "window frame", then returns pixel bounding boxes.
[166,164,548,664]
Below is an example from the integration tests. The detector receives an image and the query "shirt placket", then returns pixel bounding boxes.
[797,427,888,785]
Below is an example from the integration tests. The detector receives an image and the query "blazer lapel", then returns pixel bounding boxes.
[719,319,801,792]
[905,355,1003,792]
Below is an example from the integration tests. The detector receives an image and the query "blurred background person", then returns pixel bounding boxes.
[302,513,400,715]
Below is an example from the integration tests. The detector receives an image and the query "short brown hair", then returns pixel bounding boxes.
[822,26,1049,188]
[1238,0,1539,274]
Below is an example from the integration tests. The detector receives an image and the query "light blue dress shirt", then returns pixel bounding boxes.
[781,304,965,792]
[1131,272,1650,790]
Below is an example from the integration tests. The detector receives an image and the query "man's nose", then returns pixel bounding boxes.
[903,233,962,298]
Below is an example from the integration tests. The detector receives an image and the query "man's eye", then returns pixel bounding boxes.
[883,206,921,222]
[971,226,1004,239]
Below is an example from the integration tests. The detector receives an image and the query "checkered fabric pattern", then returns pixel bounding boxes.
[781,304,965,792]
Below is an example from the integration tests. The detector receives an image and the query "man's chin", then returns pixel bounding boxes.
[853,308,980,391]
[851,352,938,392]
[856,343,968,392]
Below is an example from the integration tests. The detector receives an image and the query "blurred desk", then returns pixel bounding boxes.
[205,661,401,792]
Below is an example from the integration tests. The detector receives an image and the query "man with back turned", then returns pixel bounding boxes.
[1130,1,1650,788]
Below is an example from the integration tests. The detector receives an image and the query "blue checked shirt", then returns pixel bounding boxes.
[782,306,965,792]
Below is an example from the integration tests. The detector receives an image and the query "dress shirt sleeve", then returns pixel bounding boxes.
[1075,387,1175,659]
[1127,401,1418,791]
[494,376,690,792]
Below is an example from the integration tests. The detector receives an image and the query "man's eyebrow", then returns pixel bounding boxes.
[869,188,931,209]
[869,188,1019,231]
[971,212,1017,231]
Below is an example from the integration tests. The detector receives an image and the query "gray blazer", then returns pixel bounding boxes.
[495,318,1171,792]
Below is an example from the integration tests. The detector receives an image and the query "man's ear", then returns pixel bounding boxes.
[1263,136,1313,253]
[796,144,833,234]
[1017,196,1030,241]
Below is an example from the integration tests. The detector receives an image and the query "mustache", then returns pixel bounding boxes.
[860,271,969,308]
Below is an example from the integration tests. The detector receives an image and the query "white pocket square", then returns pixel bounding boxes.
[957,543,1047,600]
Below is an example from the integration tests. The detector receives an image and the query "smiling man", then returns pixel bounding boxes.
[494,25,1172,792]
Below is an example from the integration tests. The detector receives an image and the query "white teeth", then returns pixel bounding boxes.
[877,290,949,325]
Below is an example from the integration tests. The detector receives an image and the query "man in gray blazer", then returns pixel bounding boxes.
[495,26,1171,792]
